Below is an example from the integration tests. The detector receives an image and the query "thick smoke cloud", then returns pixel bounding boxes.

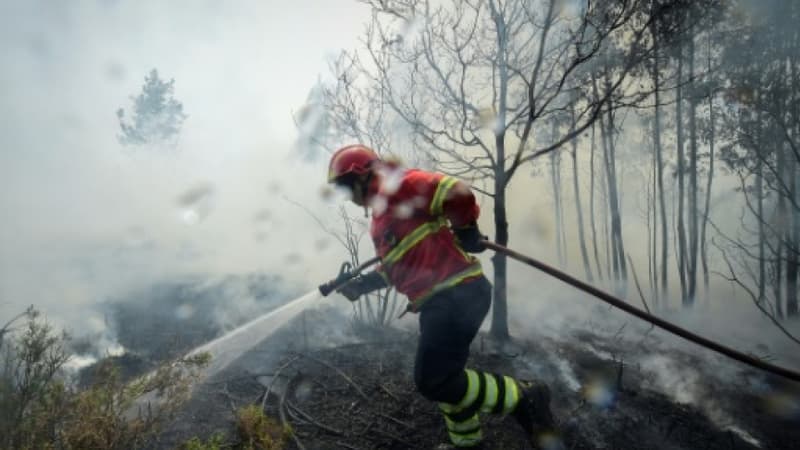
[0,1,371,345]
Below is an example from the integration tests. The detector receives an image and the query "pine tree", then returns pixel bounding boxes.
[117,69,187,147]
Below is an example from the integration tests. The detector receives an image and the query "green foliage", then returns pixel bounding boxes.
[0,306,70,450]
[180,433,226,450]
[236,404,290,450]
[177,404,289,450]
[117,68,187,147]
[0,307,209,450]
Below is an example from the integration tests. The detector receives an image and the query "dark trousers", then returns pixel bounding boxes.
[414,275,492,404]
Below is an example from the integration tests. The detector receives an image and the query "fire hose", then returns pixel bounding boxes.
[319,242,800,383]
[484,241,800,384]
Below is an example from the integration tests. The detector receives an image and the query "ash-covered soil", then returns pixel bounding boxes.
[153,304,800,450]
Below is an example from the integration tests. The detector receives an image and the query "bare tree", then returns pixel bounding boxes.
[348,0,678,339]
[718,0,800,318]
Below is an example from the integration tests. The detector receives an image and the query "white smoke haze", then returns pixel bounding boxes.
[0,1,373,345]
[3,4,800,447]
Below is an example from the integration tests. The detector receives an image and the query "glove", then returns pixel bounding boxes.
[453,221,487,253]
[336,271,389,301]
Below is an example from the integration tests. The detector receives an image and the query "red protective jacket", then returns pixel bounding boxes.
[369,168,484,310]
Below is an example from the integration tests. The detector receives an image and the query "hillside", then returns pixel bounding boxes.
[152,304,799,449]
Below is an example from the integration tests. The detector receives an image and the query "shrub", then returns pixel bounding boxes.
[0,307,209,450]
[236,404,290,450]
[180,432,226,450]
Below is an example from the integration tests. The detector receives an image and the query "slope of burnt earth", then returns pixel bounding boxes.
[153,304,798,449]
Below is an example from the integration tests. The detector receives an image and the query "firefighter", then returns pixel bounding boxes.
[326,144,558,448]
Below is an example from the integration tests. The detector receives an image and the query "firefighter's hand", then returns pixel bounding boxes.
[336,271,388,301]
[453,222,488,253]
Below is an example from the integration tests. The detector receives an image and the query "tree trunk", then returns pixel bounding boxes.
[600,107,619,282]
[757,150,767,305]
[688,30,699,305]
[676,40,689,305]
[700,35,715,305]
[776,119,788,317]
[602,140,612,282]
[589,122,604,281]
[491,12,510,340]
[787,150,798,316]
[571,104,593,282]
[651,14,669,304]
[592,74,613,282]
[603,70,628,291]
[550,132,566,267]
[492,179,510,340]
[787,51,799,317]
[650,151,658,302]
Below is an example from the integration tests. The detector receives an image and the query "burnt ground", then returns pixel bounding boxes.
[153,304,800,450]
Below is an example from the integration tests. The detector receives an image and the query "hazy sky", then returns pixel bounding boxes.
[0,0,374,328]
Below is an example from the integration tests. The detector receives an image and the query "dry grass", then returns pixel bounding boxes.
[236,404,291,450]
[0,307,209,450]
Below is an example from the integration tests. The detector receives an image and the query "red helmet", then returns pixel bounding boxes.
[327,144,379,183]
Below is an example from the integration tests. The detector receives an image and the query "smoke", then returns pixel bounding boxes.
[0,1,373,340]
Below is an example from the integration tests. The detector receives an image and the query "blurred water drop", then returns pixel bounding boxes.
[314,237,331,251]
[582,378,615,408]
[470,106,502,132]
[319,184,336,202]
[177,182,215,225]
[182,209,200,225]
[370,194,388,215]
[378,165,404,194]
[554,0,582,19]
[394,201,414,219]
[294,377,315,403]
[175,303,194,320]
[253,209,274,242]
[295,89,327,161]
[538,432,565,450]
[326,184,357,204]
[284,253,302,265]
[253,209,272,222]
[395,15,424,47]
[764,391,800,419]
[106,61,126,81]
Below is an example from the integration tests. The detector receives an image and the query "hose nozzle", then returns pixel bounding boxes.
[318,261,355,297]
[318,256,381,297]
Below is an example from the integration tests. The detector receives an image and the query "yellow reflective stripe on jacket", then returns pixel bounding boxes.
[412,262,483,308]
[502,376,520,415]
[480,373,499,414]
[430,176,458,216]
[382,218,447,267]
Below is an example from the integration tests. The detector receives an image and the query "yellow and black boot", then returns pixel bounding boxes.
[512,380,562,448]
[436,369,525,448]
